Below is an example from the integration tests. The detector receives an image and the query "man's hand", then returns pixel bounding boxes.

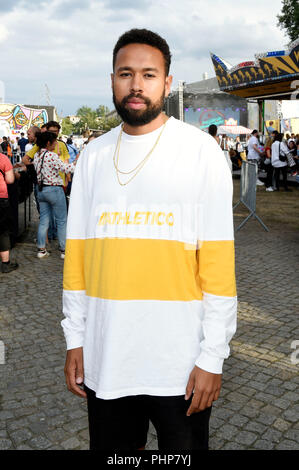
[185,366,222,416]
[64,347,87,398]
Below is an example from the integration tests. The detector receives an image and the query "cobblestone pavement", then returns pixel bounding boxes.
[0,189,298,451]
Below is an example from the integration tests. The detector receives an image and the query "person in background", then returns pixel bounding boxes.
[6,138,13,161]
[235,136,243,155]
[23,121,70,172]
[271,133,292,192]
[263,137,274,192]
[266,121,275,135]
[229,148,242,171]
[0,136,8,154]
[247,130,264,186]
[220,134,228,151]
[65,138,80,200]
[25,126,41,154]
[23,121,70,242]
[11,139,19,164]
[288,140,298,176]
[18,132,28,158]
[33,132,78,259]
[0,152,18,273]
[23,126,41,213]
[66,138,79,163]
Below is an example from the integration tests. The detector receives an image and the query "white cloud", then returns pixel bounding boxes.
[0,24,9,43]
[0,0,292,115]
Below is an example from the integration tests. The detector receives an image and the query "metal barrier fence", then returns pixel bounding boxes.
[233,161,268,232]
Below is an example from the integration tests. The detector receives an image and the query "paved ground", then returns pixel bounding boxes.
[0,183,298,451]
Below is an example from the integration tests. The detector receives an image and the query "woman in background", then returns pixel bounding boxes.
[271,133,291,192]
[33,132,78,259]
[263,137,274,192]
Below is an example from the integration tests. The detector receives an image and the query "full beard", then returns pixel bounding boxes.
[113,91,165,126]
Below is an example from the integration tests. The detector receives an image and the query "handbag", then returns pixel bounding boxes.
[37,150,48,191]
[278,143,287,162]
[264,157,271,165]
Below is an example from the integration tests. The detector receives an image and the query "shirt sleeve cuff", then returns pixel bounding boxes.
[64,334,84,351]
[195,350,224,374]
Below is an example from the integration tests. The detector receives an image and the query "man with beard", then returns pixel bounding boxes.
[62,29,237,451]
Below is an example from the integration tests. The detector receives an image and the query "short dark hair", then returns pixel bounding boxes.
[36,131,57,148]
[41,123,47,129]
[208,124,217,137]
[113,28,171,75]
[252,129,258,135]
[46,121,61,131]
[273,132,283,143]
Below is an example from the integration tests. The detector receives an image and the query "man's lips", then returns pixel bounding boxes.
[126,98,146,109]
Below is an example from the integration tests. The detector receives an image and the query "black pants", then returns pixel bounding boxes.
[274,166,288,190]
[265,164,274,188]
[85,385,212,451]
[0,198,13,252]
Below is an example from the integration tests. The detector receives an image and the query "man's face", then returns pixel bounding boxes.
[111,43,172,126]
[27,128,35,143]
[48,126,59,137]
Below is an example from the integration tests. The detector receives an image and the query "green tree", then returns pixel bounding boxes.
[96,105,110,117]
[97,114,122,133]
[277,0,299,42]
[73,106,99,134]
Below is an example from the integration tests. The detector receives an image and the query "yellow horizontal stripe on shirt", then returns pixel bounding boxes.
[63,238,86,291]
[198,240,237,297]
[63,238,236,300]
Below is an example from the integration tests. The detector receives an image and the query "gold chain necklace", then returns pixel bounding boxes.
[113,120,167,186]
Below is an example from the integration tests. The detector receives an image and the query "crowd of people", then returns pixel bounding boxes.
[245,129,299,191]
[0,122,103,273]
[208,124,299,192]
[1,119,298,274]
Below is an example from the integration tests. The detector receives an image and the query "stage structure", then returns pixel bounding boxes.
[165,77,248,132]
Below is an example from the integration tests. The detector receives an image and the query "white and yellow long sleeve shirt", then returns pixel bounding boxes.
[62,117,237,399]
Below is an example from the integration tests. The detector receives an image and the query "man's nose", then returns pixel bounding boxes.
[130,74,143,93]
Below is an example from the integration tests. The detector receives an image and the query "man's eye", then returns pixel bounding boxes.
[145,74,155,78]
[120,72,131,77]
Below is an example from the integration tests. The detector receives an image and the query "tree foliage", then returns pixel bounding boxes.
[61,105,121,136]
[277,0,299,42]
[96,105,110,117]
[61,116,74,135]
[73,106,99,134]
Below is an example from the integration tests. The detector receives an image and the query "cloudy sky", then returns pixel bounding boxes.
[0,0,293,116]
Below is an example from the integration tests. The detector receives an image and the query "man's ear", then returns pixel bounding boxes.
[111,73,114,90]
[165,75,173,98]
